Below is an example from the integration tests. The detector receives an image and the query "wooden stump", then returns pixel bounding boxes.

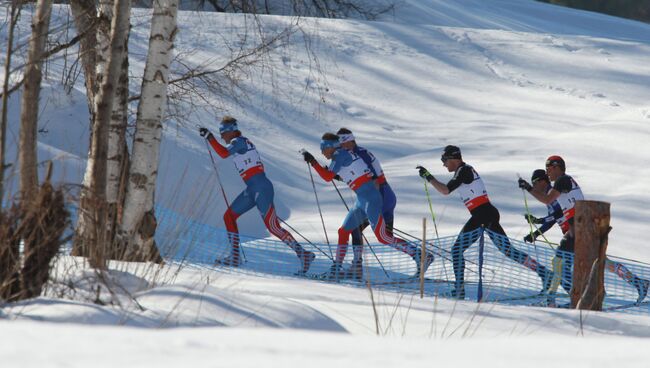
[571,200,611,310]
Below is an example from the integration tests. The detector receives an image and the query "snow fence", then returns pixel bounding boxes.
[155,206,649,314]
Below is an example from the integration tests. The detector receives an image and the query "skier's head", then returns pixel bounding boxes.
[545,155,565,181]
[336,127,356,150]
[219,116,241,143]
[441,145,462,172]
[531,169,550,191]
[320,132,340,159]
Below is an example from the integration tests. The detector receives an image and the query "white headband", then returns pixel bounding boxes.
[338,133,355,143]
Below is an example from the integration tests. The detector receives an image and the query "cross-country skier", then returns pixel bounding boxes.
[418,145,553,299]
[199,116,315,275]
[302,133,433,280]
[336,128,398,280]
[520,161,649,303]
[522,168,577,305]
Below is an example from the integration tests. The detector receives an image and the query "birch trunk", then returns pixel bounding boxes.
[105,8,130,260]
[69,0,98,110]
[119,0,178,262]
[19,0,52,198]
[73,0,130,260]
[74,0,131,269]
[73,0,112,257]
[1,1,21,202]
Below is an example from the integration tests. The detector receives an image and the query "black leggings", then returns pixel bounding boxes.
[452,203,548,287]
[556,235,574,293]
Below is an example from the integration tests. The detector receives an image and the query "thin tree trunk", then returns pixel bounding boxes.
[19,0,52,199]
[572,200,611,311]
[119,0,179,262]
[105,3,131,260]
[74,0,132,269]
[73,0,112,258]
[0,1,21,203]
[69,0,98,111]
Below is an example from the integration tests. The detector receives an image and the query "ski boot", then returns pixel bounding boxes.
[412,249,434,279]
[538,268,553,295]
[296,250,316,276]
[634,277,649,304]
[215,251,241,267]
[450,283,465,300]
[344,259,363,281]
[319,262,344,281]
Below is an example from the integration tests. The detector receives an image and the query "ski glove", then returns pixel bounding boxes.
[523,230,541,243]
[524,214,544,224]
[199,127,210,138]
[417,166,434,181]
[518,178,532,191]
[302,151,316,164]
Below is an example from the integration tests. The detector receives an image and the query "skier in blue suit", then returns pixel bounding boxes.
[302,132,433,279]
[199,116,315,274]
[336,128,397,279]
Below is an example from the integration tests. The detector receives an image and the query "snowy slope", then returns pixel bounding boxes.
[2,1,650,365]
[4,1,650,261]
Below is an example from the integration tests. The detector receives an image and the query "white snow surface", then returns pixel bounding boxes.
[2,0,650,366]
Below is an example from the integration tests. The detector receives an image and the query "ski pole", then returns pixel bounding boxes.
[420,175,451,281]
[300,150,332,259]
[517,173,556,250]
[279,218,333,261]
[331,180,390,279]
[204,137,247,262]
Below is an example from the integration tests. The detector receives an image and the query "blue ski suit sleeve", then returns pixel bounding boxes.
[226,136,248,155]
[538,200,564,233]
[329,148,353,174]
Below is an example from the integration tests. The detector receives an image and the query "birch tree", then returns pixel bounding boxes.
[69,0,98,110]
[74,0,131,268]
[73,0,132,260]
[19,0,52,198]
[1,1,22,202]
[118,0,179,262]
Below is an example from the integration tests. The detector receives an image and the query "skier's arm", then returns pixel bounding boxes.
[206,134,230,158]
[429,176,451,195]
[311,161,337,182]
[529,187,561,205]
[537,216,555,234]
[434,166,473,195]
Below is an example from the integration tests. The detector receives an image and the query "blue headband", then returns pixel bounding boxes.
[320,139,340,151]
[219,123,239,134]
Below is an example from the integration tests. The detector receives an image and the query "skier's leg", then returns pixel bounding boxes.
[220,189,256,265]
[451,218,481,297]
[487,222,552,292]
[351,220,369,263]
[380,184,397,237]
[606,258,649,302]
[339,202,367,264]
[558,235,575,293]
[254,178,314,272]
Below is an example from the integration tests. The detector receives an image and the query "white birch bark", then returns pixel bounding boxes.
[74,0,112,257]
[74,0,131,268]
[120,0,178,261]
[19,0,52,198]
